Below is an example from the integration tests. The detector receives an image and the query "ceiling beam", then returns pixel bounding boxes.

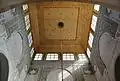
[29,0,120,11]
[29,0,91,3]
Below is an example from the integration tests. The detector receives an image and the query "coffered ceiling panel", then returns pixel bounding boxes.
[29,2,93,53]
[44,8,78,19]
[44,19,77,40]
[43,7,78,40]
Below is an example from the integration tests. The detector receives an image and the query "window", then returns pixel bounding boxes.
[24,14,29,21]
[30,48,34,57]
[63,53,74,60]
[87,48,91,58]
[78,54,88,63]
[22,4,33,58]
[59,70,71,80]
[86,4,99,59]
[94,4,100,11]
[28,32,33,47]
[91,15,98,31]
[88,33,94,48]
[22,4,28,11]
[78,54,86,60]
[46,53,58,60]
[34,53,43,60]
[24,14,30,30]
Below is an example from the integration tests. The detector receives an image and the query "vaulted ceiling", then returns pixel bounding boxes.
[29,2,93,53]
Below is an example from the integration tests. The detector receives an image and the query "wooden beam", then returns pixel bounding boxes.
[29,0,120,11]
[29,0,91,3]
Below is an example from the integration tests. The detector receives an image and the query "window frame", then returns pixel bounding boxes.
[86,48,91,58]
[28,32,33,47]
[88,32,94,48]
[63,53,75,60]
[46,53,59,60]
[34,53,43,60]
[86,4,100,58]
[30,47,34,58]
[94,4,100,12]
[24,13,31,31]
[91,15,98,32]
[22,4,29,12]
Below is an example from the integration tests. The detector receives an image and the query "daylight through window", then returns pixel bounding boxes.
[46,53,58,60]
[34,53,43,60]
[63,53,74,60]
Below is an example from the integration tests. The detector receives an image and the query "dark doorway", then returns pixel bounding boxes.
[115,56,120,81]
[0,53,9,81]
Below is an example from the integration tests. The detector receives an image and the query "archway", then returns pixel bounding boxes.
[47,68,74,81]
[115,56,120,81]
[0,53,9,81]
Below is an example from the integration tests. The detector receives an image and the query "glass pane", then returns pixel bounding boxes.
[54,57,58,60]
[91,15,98,31]
[94,4,100,11]
[30,48,34,57]
[87,48,91,58]
[34,53,43,60]
[37,58,42,60]
[22,4,28,11]
[28,32,33,47]
[71,56,75,60]
[24,15,29,21]
[46,56,51,60]
[25,19,30,30]
[63,55,67,60]
[46,53,58,60]
[88,33,94,48]
[34,58,38,60]
[63,53,74,60]
[78,54,86,59]
[35,55,39,57]
[36,53,40,56]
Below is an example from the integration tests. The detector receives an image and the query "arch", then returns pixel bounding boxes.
[58,68,74,78]
[47,68,75,81]
[0,53,9,81]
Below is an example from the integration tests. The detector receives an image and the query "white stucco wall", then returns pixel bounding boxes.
[0,6,31,81]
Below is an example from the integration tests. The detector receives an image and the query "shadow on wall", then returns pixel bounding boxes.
[47,69,74,81]
[0,53,9,81]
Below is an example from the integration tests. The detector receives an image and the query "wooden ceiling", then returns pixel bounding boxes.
[29,2,93,53]
[1,0,120,11]
[1,0,119,53]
